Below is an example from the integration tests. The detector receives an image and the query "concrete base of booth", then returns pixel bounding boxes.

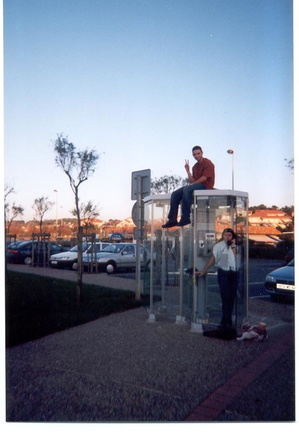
[175,315,187,325]
[190,322,204,333]
[147,313,156,323]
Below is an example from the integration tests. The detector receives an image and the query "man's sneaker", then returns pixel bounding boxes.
[177,219,191,227]
[162,220,178,229]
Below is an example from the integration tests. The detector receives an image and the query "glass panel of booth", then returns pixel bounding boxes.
[142,191,248,330]
[143,194,184,317]
[191,192,249,328]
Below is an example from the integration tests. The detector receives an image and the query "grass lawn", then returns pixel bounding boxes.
[6,271,150,347]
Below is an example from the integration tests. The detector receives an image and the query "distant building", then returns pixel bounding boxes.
[8,210,293,245]
[81,218,104,228]
[248,209,292,230]
[116,217,135,228]
[248,225,282,243]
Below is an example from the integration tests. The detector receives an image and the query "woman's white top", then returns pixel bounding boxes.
[212,240,238,271]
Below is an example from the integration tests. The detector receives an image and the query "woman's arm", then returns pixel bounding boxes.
[196,254,215,277]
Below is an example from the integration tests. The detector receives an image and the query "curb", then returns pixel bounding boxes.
[184,328,294,421]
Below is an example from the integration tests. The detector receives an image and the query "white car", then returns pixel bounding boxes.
[49,242,110,270]
[83,243,148,274]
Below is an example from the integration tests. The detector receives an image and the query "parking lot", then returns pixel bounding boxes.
[105,257,290,299]
[7,257,290,298]
[6,258,295,421]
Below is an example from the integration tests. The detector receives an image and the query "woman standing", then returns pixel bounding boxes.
[196,228,239,329]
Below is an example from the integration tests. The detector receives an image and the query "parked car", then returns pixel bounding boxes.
[264,259,295,300]
[49,242,110,270]
[73,242,111,270]
[83,243,148,274]
[285,247,294,263]
[6,240,65,265]
[6,240,24,249]
[109,233,125,242]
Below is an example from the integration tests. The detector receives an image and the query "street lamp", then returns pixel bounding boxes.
[227,149,234,190]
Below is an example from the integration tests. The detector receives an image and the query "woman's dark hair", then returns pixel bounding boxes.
[222,228,237,239]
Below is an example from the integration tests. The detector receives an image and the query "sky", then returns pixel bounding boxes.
[3,0,294,223]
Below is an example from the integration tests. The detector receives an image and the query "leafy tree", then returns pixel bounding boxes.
[32,196,54,234]
[281,205,294,216]
[71,200,100,233]
[54,134,99,302]
[284,158,294,171]
[107,218,121,227]
[248,204,268,212]
[151,174,188,194]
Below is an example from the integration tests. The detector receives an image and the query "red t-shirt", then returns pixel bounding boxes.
[192,158,215,189]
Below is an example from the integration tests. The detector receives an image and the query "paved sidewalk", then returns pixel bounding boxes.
[7,263,138,292]
[5,265,296,422]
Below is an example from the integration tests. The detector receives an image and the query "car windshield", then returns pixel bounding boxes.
[69,243,90,253]
[287,259,294,267]
[98,244,125,254]
[7,241,22,248]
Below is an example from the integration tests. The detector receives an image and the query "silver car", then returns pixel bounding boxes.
[50,242,110,270]
[83,243,147,274]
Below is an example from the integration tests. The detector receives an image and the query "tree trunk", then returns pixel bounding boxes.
[76,229,83,302]
[75,187,83,303]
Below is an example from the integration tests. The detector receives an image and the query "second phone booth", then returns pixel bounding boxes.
[142,190,249,333]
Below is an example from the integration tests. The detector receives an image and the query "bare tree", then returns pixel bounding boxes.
[5,203,24,236]
[4,184,15,200]
[54,134,99,302]
[4,184,24,237]
[32,196,54,234]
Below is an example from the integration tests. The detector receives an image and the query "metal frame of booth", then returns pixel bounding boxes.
[143,190,249,333]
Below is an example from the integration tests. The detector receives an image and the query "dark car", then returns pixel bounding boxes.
[264,259,295,300]
[6,240,65,265]
[6,240,24,249]
[109,233,125,242]
[285,247,294,263]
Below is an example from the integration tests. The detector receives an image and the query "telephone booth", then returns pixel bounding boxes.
[143,190,249,333]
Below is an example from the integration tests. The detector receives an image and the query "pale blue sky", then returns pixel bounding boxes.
[4,0,294,222]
